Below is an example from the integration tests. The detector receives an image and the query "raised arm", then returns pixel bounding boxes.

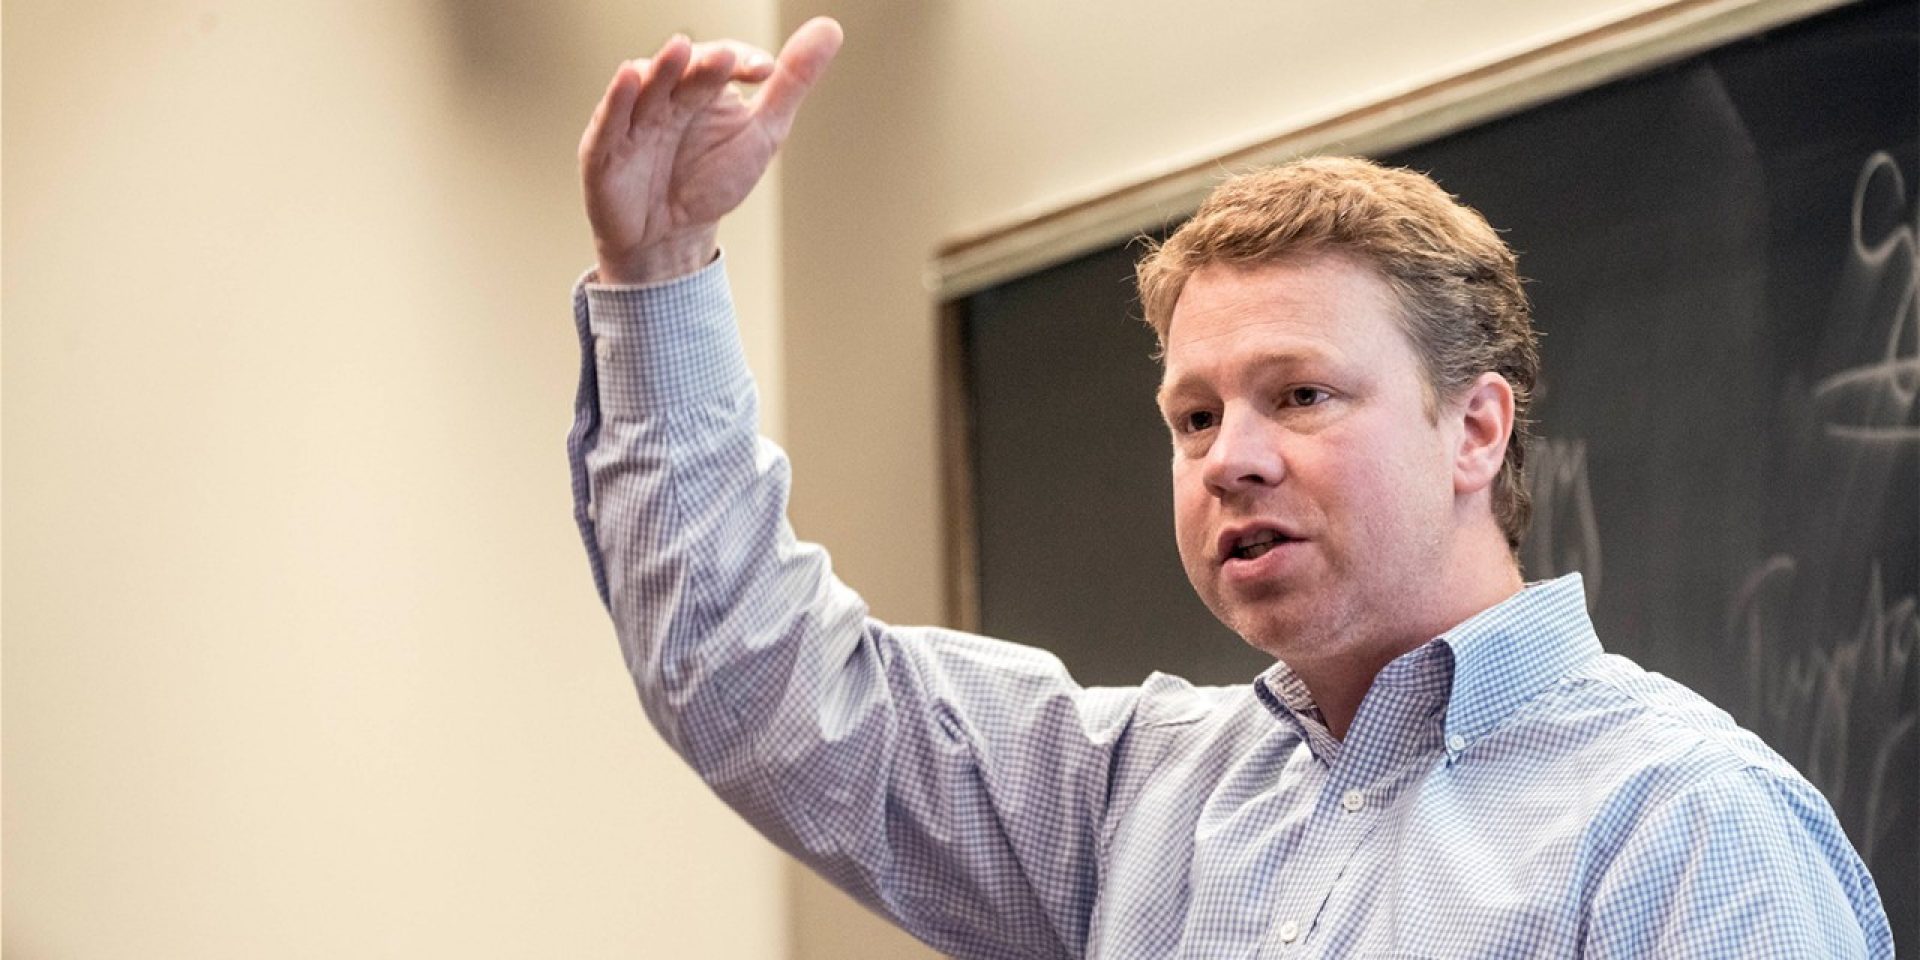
[568,23,1141,959]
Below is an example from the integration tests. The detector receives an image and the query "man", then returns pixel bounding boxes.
[569,18,1894,959]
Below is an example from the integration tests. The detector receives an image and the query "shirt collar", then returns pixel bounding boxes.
[1251,573,1602,757]
[1253,659,1340,760]
[1436,572,1602,751]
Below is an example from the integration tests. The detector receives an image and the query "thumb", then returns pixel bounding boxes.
[752,17,844,141]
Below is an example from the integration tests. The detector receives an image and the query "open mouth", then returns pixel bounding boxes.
[1226,528,1298,562]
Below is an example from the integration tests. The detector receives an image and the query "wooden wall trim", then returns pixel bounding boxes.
[927,0,1856,301]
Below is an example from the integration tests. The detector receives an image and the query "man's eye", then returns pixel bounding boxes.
[1178,410,1217,433]
[1286,387,1330,407]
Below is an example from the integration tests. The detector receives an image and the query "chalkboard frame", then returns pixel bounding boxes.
[930,0,1860,301]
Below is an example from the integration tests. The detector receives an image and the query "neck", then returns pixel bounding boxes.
[1304,552,1523,740]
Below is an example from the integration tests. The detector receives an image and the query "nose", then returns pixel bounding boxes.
[1201,404,1287,497]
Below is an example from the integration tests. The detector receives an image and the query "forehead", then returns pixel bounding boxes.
[1158,253,1410,394]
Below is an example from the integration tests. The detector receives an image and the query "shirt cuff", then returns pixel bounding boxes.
[581,253,751,414]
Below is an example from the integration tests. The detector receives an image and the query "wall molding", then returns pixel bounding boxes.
[927,0,1858,300]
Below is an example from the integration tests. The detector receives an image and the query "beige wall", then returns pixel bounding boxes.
[2,0,789,957]
[774,1,1669,957]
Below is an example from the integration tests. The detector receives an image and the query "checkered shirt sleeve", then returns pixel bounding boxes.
[568,257,1137,960]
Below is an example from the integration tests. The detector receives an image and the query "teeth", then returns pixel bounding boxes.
[1231,531,1288,560]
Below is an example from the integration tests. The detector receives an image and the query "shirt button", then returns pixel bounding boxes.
[1278,920,1300,943]
[1448,734,1468,752]
[1341,789,1366,812]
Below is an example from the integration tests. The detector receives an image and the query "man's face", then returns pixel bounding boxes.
[1158,253,1464,669]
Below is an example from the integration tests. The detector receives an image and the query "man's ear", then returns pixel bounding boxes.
[1453,372,1514,496]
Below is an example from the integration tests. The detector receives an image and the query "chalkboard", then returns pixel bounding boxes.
[958,0,1917,943]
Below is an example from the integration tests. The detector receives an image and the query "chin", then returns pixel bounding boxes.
[1218,597,1336,662]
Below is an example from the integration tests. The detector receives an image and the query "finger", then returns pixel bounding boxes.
[669,43,739,110]
[709,39,776,84]
[751,17,844,140]
[584,61,641,149]
[630,35,692,127]
[641,41,771,82]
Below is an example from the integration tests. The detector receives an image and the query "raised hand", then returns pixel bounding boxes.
[579,17,843,284]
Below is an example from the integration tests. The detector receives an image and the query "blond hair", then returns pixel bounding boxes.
[1136,156,1540,552]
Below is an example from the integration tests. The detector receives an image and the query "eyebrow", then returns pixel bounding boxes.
[1155,348,1338,409]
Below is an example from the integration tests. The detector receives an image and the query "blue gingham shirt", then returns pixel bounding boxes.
[568,257,1894,959]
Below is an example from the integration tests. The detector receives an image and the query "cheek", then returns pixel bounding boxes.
[1346,438,1455,534]
[1305,445,1410,538]
[1169,463,1209,562]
